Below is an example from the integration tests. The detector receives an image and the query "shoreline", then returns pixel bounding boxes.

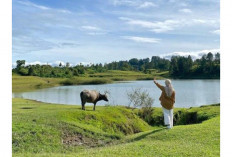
[12,97,220,110]
[12,75,220,93]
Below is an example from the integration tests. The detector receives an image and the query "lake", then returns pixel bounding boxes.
[13,79,220,108]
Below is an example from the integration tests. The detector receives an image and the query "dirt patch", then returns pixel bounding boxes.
[62,133,105,147]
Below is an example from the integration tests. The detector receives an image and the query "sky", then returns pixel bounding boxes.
[12,0,220,66]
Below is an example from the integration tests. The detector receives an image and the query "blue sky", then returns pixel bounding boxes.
[12,0,220,66]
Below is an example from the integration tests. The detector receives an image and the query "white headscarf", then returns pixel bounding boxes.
[164,79,174,97]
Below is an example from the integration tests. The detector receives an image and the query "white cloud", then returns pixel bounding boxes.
[25,61,49,66]
[111,0,157,9]
[81,26,107,35]
[58,9,71,14]
[160,49,220,60]
[79,62,93,66]
[192,19,219,27]
[150,20,180,33]
[87,32,107,35]
[28,61,67,67]
[111,0,136,6]
[53,61,66,66]
[211,29,220,35]
[12,62,17,68]
[192,19,207,24]
[138,2,157,8]
[81,26,101,31]
[58,42,80,47]
[120,17,219,33]
[13,36,58,54]
[17,0,50,10]
[122,36,160,43]
[120,17,180,33]
[178,8,192,13]
[12,60,93,68]
[12,61,51,68]
[17,0,71,13]
[58,25,74,29]
[13,0,220,64]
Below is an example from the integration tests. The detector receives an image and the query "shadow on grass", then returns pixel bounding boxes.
[20,107,34,109]
[76,108,96,111]
[128,128,166,143]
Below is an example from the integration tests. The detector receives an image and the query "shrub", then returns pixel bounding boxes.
[127,88,154,108]
[127,88,154,123]
[18,68,28,76]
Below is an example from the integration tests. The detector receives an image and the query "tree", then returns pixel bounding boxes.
[13,53,220,78]
[206,52,214,62]
[28,66,35,76]
[16,60,25,69]
[206,52,214,74]
[129,58,139,65]
[200,54,207,73]
[170,56,179,75]
[129,58,139,70]
[18,68,28,76]
[66,62,70,68]
[185,55,193,74]
[121,62,131,71]
[215,52,220,64]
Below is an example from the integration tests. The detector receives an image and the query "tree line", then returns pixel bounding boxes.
[12,52,220,78]
[169,52,220,78]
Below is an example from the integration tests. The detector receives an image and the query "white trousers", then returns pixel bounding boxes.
[162,107,173,128]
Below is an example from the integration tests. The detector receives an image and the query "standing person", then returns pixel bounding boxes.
[153,77,175,129]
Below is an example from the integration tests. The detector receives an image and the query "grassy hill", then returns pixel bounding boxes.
[13,98,220,157]
[12,98,150,154]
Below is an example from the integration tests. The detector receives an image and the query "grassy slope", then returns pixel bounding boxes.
[12,76,64,92]
[13,98,220,157]
[12,70,166,92]
[73,117,219,157]
[135,104,220,126]
[88,70,167,81]
[12,98,150,154]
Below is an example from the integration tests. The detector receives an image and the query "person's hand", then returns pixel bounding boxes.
[153,77,157,83]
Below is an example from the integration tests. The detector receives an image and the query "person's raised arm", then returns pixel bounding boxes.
[153,77,164,90]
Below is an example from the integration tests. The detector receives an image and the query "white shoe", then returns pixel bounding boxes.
[167,125,171,129]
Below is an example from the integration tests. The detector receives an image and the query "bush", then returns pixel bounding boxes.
[18,68,28,76]
[138,105,220,126]
[127,88,154,108]
[175,111,198,125]
[127,88,154,124]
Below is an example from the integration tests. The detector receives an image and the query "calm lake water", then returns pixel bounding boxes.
[13,80,220,108]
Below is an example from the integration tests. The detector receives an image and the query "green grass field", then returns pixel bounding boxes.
[12,76,64,92]
[12,98,220,157]
[12,70,167,92]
